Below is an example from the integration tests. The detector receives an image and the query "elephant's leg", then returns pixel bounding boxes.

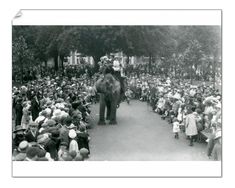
[109,97,118,125]
[106,100,111,120]
[98,94,106,125]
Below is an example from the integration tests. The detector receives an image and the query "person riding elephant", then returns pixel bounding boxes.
[112,56,126,100]
[95,73,121,125]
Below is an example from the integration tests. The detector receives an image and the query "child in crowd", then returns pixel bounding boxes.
[172,117,180,139]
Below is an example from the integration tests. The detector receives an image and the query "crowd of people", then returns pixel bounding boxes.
[125,73,222,160]
[12,72,99,161]
[12,63,95,84]
[12,57,222,161]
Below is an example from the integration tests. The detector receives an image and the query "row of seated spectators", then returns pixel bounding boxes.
[126,74,222,160]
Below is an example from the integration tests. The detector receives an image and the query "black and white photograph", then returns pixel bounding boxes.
[10,9,222,177]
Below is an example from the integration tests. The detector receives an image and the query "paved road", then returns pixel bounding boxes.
[87,100,209,161]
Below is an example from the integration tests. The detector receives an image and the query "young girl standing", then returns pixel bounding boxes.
[172,118,180,139]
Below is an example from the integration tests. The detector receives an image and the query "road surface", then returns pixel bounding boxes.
[87,100,209,161]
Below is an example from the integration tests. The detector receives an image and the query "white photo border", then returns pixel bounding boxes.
[11,9,222,178]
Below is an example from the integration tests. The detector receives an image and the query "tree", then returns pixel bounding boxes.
[12,35,34,82]
[12,26,221,79]
[182,39,204,82]
[36,26,69,71]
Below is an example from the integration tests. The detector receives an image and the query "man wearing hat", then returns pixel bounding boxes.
[79,148,89,159]
[13,141,28,161]
[12,90,20,120]
[15,97,23,127]
[25,122,39,143]
[31,94,41,121]
[24,146,39,161]
[12,125,26,151]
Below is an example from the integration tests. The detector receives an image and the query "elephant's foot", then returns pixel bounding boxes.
[98,120,106,125]
[109,120,117,125]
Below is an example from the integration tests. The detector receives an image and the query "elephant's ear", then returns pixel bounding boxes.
[112,80,121,94]
[95,78,105,93]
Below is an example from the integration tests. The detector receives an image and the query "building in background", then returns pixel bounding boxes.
[65,51,94,66]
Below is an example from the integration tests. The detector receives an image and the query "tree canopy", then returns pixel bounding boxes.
[12,25,221,81]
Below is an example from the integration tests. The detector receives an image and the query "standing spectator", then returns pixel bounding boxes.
[12,125,26,151]
[15,97,23,127]
[31,94,41,121]
[12,90,20,120]
[21,101,32,130]
[185,107,198,146]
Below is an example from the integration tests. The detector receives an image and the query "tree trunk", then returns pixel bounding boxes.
[60,55,64,69]
[60,55,65,76]
[20,57,23,84]
[213,59,216,89]
[149,55,152,74]
[190,64,193,84]
[54,54,59,72]
[44,60,48,68]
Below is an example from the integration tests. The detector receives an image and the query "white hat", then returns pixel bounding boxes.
[37,134,49,144]
[19,141,28,150]
[45,108,52,115]
[113,60,120,71]
[69,129,77,139]
[216,96,221,100]
[53,109,62,117]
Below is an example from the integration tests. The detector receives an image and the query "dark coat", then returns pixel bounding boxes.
[25,130,39,143]
[77,132,90,153]
[44,137,60,161]
[12,134,25,151]
[15,103,23,126]
[31,98,40,121]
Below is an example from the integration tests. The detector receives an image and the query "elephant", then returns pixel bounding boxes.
[95,73,121,125]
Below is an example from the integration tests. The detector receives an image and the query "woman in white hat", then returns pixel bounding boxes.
[21,101,32,130]
[68,129,79,153]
